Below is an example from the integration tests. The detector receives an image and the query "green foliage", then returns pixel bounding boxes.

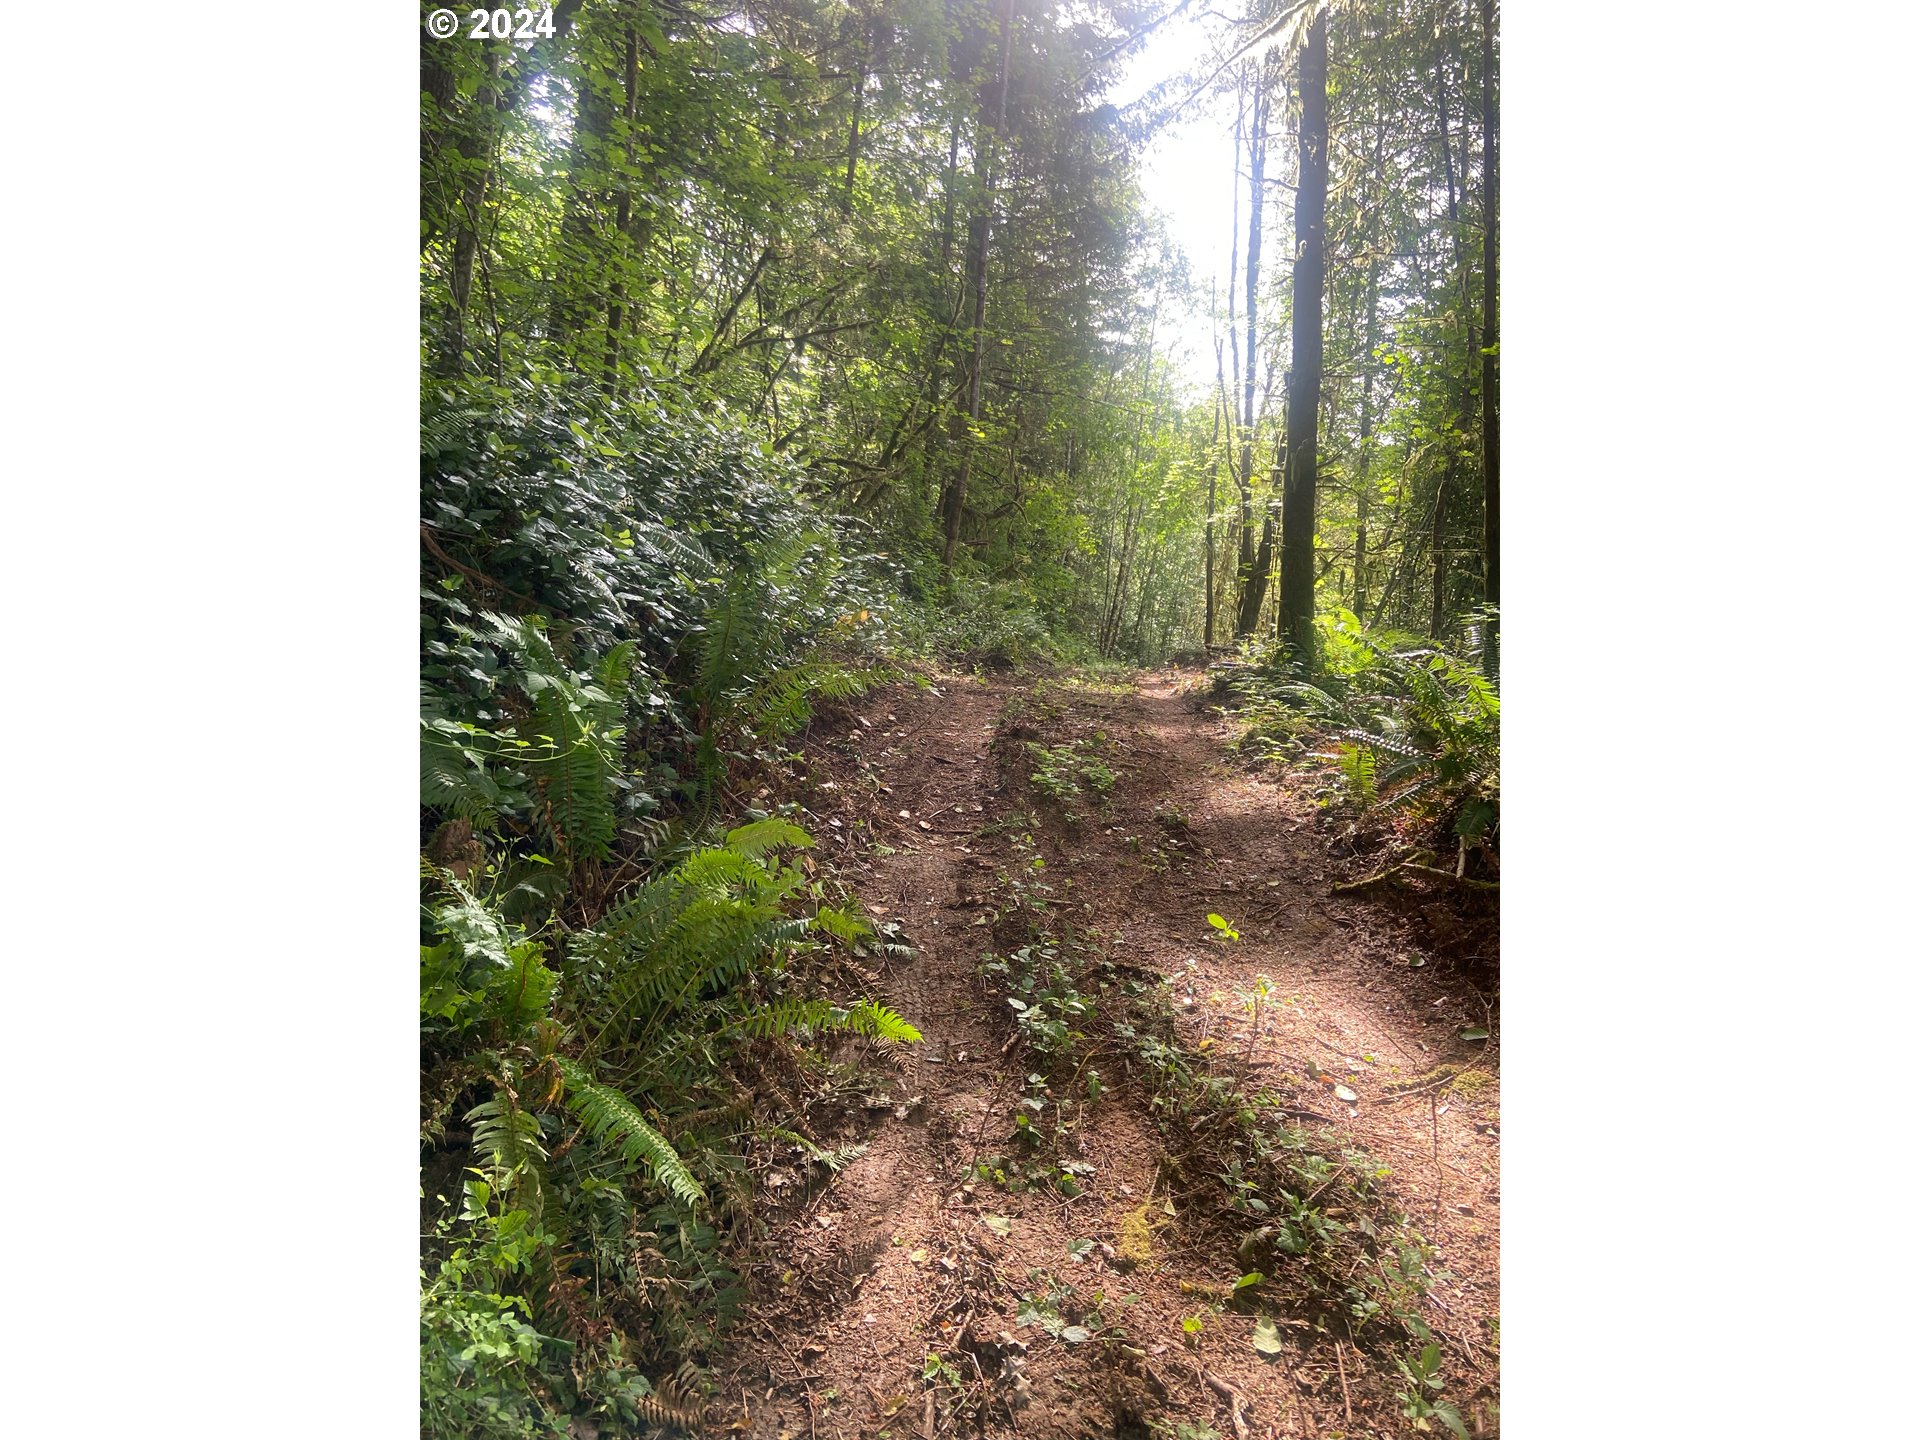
[420,0,1208,661]
[553,1056,704,1209]
[569,822,817,1057]
[1396,1335,1472,1438]
[467,1092,550,1200]
[420,1196,567,1440]
[1234,610,1500,853]
[421,381,898,848]
[686,530,889,792]
[732,997,922,1045]
[1015,1271,1101,1345]
[721,816,814,859]
[418,0,1501,1422]
[1334,741,1380,805]
[974,816,1442,1354]
[901,577,1059,669]
[420,804,921,1425]
[423,728,920,1426]
[459,613,637,862]
[420,877,556,1040]
[985,941,1093,1059]
[1024,739,1116,805]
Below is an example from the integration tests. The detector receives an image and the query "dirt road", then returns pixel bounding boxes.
[710,669,1499,1439]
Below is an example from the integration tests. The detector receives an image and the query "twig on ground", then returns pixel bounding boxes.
[1379,1047,1496,1105]
[1333,860,1498,893]
[1198,1368,1251,1440]
[1432,1091,1444,1221]
[1278,1348,1318,1439]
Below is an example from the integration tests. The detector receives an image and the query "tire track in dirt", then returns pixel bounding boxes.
[712,668,1498,1439]
[1078,670,1502,1418]
[712,675,1046,1438]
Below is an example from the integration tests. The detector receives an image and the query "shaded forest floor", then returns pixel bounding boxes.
[705,667,1499,1440]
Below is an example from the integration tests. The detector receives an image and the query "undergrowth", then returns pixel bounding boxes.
[420,383,924,1435]
[891,575,1060,671]
[1225,609,1499,877]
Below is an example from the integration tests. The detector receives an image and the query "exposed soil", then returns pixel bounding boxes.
[707,668,1499,1440]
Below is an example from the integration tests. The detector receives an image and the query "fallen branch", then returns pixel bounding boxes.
[1198,1368,1251,1440]
[1380,1048,1496,1105]
[1333,860,1498,894]
[419,523,539,607]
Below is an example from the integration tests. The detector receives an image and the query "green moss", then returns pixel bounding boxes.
[1116,1199,1157,1268]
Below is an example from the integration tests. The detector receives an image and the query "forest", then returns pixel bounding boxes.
[420,0,1500,1435]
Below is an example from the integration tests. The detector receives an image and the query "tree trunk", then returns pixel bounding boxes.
[421,43,458,248]
[1236,429,1283,636]
[1226,70,1244,461]
[1353,261,1380,622]
[435,44,505,375]
[1233,63,1269,636]
[1277,9,1329,661]
[601,25,642,395]
[939,105,963,276]
[547,63,617,356]
[845,32,868,206]
[1103,498,1143,656]
[432,1,586,371]
[1481,0,1500,642]
[941,0,1014,577]
[1431,453,1455,640]
[1205,339,1225,647]
[1434,42,1479,363]
[1432,11,1479,646]
[1131,548,1161,654]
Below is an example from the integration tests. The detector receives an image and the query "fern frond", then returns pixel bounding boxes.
[730,996,921,1044]
[467,1090,550,1205]
[759,1127,869,1173]
[419,715,521,823]
[681,844,807,909]
[633,1387,704,1429]
[741,661,888,740]
[843,999,922,1043]
[723,817,815,858]
[576,885,791,1047]
[671,848,757,891]
[809,903,874,945]
[595,638,639,693]
[553,1056,704,1208]
[527,670,624,862]
[628,520,713,577]
[812,1142,868,1173]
